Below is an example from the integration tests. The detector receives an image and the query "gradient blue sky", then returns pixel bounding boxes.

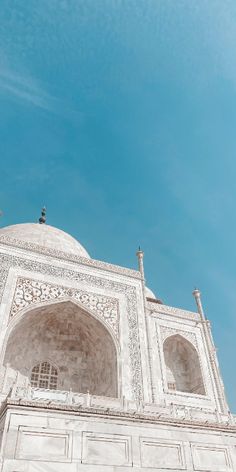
[0,0,236,409]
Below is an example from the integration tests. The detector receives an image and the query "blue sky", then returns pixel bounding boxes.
[0,0,236,409]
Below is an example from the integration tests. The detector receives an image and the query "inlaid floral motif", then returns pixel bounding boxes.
[11,277,119,337]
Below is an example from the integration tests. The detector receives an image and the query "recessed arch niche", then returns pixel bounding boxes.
[163,334,206,395]
[3,300,118,397]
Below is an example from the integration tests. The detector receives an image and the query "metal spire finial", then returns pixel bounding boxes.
[39,206,46,224]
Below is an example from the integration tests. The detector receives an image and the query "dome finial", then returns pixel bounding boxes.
[39,206,46,224]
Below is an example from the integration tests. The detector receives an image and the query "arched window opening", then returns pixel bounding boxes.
[163,335,206,395]
[31,361,58,390]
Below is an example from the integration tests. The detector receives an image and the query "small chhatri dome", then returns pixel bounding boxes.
[145,286,156,299]
[0,223,90,258]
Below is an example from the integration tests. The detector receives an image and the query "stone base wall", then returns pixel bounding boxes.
[1,403,236,472]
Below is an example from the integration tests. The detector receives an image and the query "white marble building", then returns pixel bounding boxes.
[0,215,235,471]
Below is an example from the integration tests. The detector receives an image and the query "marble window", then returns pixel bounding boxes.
[31,361,58,390]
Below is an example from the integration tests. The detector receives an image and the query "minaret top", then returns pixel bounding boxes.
[192,287,205,319]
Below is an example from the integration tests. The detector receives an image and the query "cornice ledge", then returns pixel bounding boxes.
[0,235,140,279]
[147,301,200,320]
[2,399,236,432]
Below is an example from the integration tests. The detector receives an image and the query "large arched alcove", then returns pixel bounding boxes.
[3,301,118,397]
[163,334,206,395]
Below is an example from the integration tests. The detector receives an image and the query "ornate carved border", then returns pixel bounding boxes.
[10,277,119,338]
[0,252,143,401]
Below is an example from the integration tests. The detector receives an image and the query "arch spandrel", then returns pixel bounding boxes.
[9,276,119,339]
[3,300,119,398]
[161,326,198,350]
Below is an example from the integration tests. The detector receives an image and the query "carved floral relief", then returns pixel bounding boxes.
[10,277,119,337]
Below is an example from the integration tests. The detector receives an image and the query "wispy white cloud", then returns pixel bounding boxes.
[0,66,82,121]
[0,67,55,111]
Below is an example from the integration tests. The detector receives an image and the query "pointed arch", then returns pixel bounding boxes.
[3,299,119,397]
[4,296,119,354]
[163,334,206,395]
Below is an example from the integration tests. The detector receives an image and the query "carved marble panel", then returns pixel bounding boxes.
[140,437,186,469]
[82,432,132,466]
[15,426,72,462]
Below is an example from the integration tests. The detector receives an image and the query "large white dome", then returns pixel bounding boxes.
[0,223,90,258]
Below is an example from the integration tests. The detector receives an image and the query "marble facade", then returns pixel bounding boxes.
[0,222,234,471]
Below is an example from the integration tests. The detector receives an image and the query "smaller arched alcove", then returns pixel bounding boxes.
[163,334,206,395]
[3,300,118,397]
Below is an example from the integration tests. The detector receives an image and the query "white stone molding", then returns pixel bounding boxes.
[0,236,140,279]
[0,252,143,401]
[0,268,8,300]
[4,388,236,427]
[10,277,119,337]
